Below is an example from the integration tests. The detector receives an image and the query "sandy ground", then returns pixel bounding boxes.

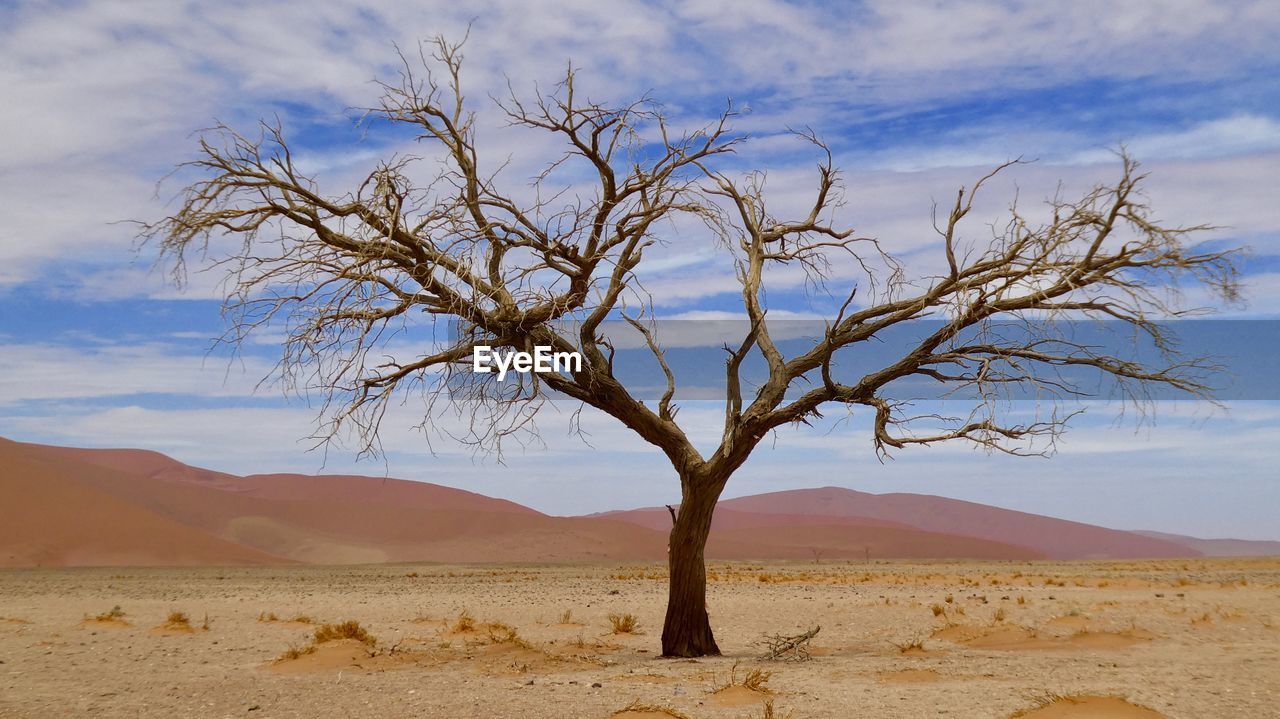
[1,558,1277,718]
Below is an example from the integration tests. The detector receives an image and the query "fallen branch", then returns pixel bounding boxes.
[758,625,820,661]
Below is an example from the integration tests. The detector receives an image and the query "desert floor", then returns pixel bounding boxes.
[1,558,1277,718]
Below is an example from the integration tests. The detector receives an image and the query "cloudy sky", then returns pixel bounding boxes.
[2,0,1278,538]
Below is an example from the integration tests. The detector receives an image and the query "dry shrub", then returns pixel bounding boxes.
[277,644,317,661]
[559,609,574,624]
[290,614,316,624]
[166,611,191,627]
[931,603,946,617]
[993,608,1007,622]
[613,700,690,718]
[453,610,476,633]
[758,700,794,719]
[313,620,376,647]
[892,637,926,653]
[609,613,640,634]
[93,605,126,621]
[258,611,279,622]
[714,661,774,693]
[485,621,531,648]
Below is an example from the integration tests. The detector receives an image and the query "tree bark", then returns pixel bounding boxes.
[661,480,721,657]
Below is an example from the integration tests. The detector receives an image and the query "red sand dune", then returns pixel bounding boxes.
[2,437,661,566]
[598,487,1197,560]
[0,437,1204,567]
[0,439,286,566]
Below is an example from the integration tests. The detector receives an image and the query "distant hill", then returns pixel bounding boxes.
[595,486,1197,560]
[1133,530,1280,557]
[1,437,663,566]
[0,437,1226,567]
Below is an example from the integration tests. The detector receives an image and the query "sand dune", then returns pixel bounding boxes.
[0,437,1228,567]
[2,438,669,566]
[600,487,1196,560]
[0,439,287,566]
[1133,530,1280,557]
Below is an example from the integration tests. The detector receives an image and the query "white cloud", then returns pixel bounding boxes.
[0,342,273,403]
[4,0,1278,296]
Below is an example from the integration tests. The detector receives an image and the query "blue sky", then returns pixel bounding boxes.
[1,1,1278,538]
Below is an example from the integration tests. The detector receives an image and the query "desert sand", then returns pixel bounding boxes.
[2,558,1277,718]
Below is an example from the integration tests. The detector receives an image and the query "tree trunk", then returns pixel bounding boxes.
[661,482,721,657]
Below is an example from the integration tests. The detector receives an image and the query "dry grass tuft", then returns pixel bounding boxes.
[892,637,926,653]
[931,603,946,617]
[757,700,794,719]
[713,661,774,694]
[276,644,317,661]
[612,700,691,718]
[92,605,126,621]
[258,611,279,622]
[166,611,191,627]
[290,614,316,624]
[453,610,476,633]
[608,612,641,634]
[559,609,574,624]
[313,620,376,647]
[485,621,532,648]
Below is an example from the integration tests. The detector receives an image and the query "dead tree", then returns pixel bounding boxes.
[144,36,1240,658]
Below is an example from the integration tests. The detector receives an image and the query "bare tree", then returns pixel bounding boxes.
[144,37,1240,657]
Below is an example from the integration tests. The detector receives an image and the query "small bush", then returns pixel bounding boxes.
[313,620,376,647]
[290,614,316,624]
[608,613,640,634]
[712,661,774,695]
[277,644,316,661]
[485,621,530,647]
[892,638,926,653]
[738,667,773,692]
[93,605,126,621]
[453,610,476,633]
[166,611,191,627]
